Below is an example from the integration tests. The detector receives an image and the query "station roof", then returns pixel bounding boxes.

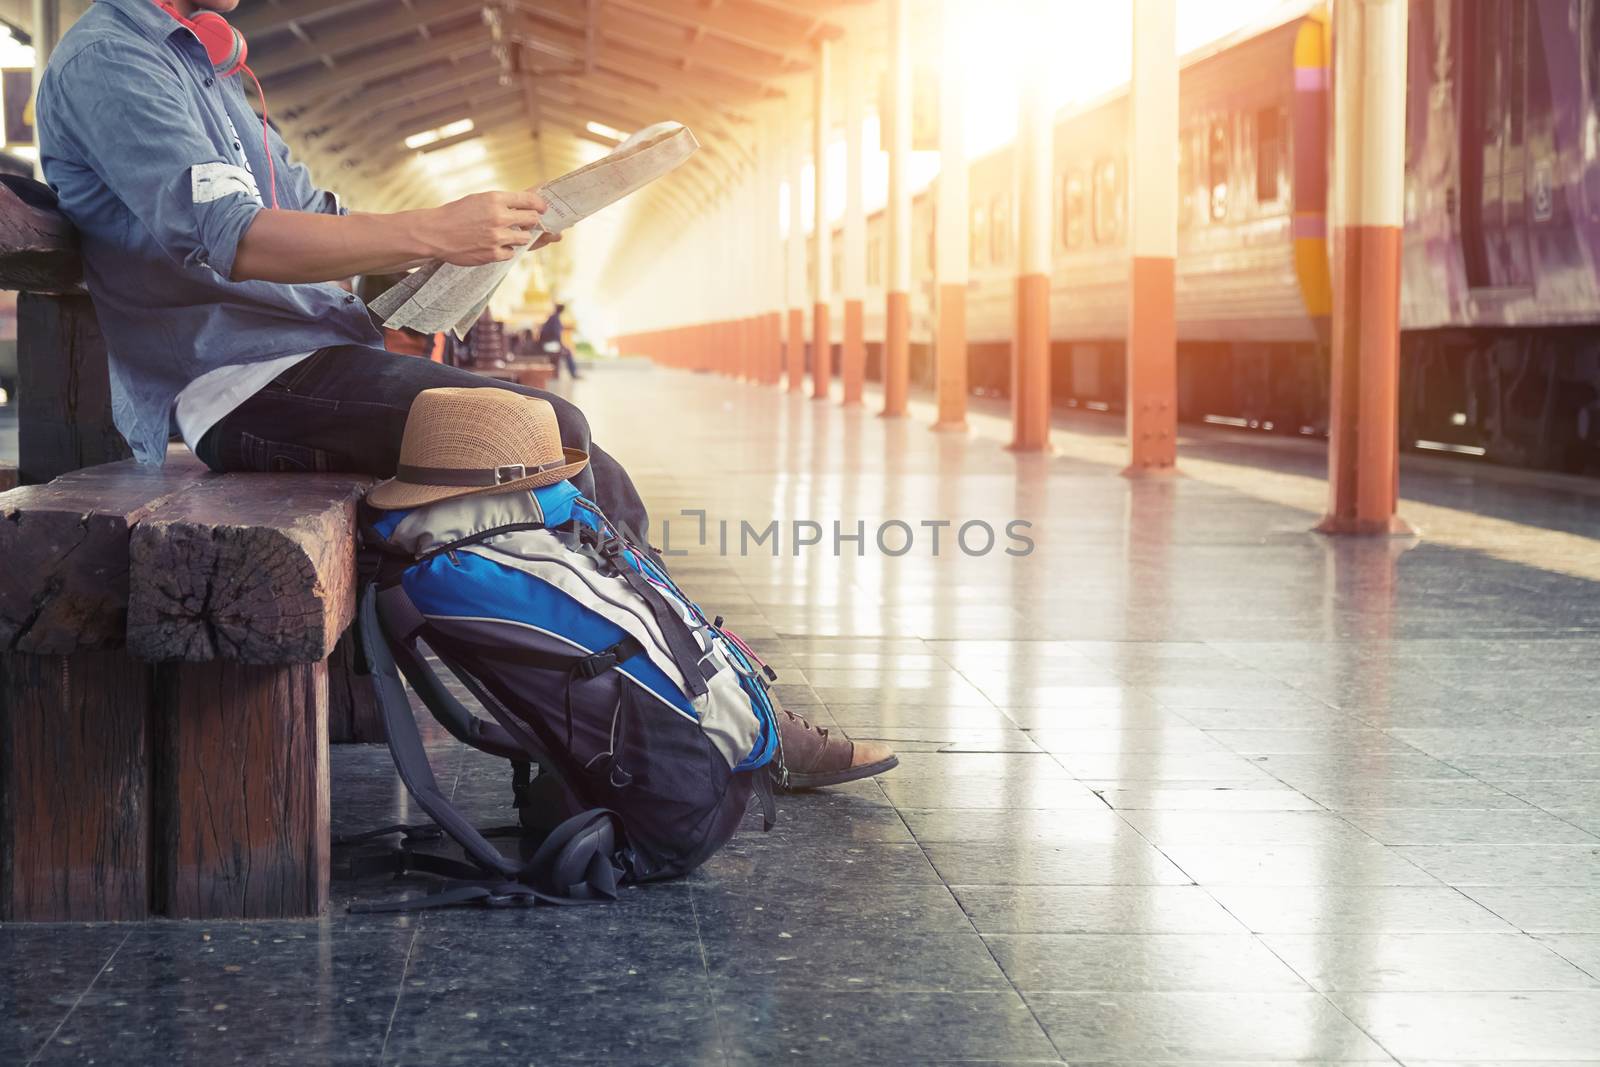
[243,0,870,224]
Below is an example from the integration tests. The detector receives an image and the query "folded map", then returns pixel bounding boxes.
[370,121,700,338]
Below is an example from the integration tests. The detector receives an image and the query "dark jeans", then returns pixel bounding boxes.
[195,345,650,540]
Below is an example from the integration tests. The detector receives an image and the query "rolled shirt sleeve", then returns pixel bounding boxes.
[42,38,263,280]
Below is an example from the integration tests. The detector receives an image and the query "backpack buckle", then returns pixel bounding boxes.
[574,650,618,679]
[598,537,624,560]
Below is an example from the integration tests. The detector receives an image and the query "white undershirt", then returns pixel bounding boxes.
[174,353,313,453]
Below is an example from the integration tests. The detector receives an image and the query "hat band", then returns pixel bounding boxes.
[396,461,565,487]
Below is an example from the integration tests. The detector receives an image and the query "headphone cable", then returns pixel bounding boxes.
[242,65,280,210]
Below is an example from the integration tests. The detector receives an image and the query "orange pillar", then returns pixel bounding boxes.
[1124,0,1178,475]
[812,306,831,398]
[933,0,969,431]
[881,0,911,417]
[812,37,833,401]
[765,310,782,385]
[842,302,864,402]
[1009,5,1051,452]
[787,309,805,389]
[1317,0,1412,535]
[748,316,761,382]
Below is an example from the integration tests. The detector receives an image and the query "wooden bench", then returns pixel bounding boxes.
[0,174,382,921]
[475,357,556,391]
[0,457,376,920]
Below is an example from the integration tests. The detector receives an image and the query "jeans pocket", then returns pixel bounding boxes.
[238,431,333,473]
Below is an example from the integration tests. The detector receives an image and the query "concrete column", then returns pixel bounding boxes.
[1010,2,1052,452]
[932,0,969,432]
[787,97,807,393]
[812,37,833,400]
[881,0,912,417]
[1318,0,1412,535]
[1124,0,1179,475]
[840,33,868,406]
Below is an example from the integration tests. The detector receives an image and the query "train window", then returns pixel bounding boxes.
[1062,170,1088,247]
[970,204,987,267]
[1092,157,1122,243]
[1062,171,1086,247]
[1255,107,1281,203]
[1179,132,1195,227]
[1208,120,1229,221]
[991,194,1010,262]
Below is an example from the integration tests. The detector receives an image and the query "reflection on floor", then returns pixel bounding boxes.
[5,363,1600,1065]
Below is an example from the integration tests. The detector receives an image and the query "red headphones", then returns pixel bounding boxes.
[153,2,279,209]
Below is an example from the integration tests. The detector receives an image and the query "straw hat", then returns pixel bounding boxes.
[366,388,589,510]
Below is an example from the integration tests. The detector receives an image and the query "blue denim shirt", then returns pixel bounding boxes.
[36,0,383,465]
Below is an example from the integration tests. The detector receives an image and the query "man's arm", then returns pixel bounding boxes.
[230,192,558,284]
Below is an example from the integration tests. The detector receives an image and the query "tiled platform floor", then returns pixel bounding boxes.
[5,363,1600,1065]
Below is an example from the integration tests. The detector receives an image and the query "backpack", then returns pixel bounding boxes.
[350,479,783,910]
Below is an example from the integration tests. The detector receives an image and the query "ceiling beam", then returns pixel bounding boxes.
[250,0,487,81]
[596,0,811,79]
[295,61,502,145]
[231,0,376,37]
[603,0,826,62]
[269,22,489,112]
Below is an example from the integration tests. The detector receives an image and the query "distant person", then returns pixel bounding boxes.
[540,301,580,380]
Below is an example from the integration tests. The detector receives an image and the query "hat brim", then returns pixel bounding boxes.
[365,447,590,511]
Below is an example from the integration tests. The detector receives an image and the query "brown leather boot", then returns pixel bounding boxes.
[774,704,898,790]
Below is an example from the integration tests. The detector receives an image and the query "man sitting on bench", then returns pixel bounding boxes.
[35,0,895,789]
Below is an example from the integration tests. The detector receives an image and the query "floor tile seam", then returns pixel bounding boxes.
[1489,788,1600,842]
[687,888,734,1067]
[376,922,423,1066]
[1533,937,1600,983]
[891,781,1064,1053]
[25,928,133,1066]
[961,897,1066,1061]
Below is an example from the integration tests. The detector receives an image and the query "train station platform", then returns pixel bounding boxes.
[6,362,1598,1064]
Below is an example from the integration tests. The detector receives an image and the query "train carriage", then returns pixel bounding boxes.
[825,0,1600,474]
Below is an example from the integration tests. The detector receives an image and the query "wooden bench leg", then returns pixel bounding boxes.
[154,658,330,919]
[17,292,131,486]
[1,651,153,921]
[327,630,383,744]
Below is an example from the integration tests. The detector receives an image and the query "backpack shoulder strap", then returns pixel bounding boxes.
[351,584,628,908]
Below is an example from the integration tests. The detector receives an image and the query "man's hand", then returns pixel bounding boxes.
[412,190,552,266]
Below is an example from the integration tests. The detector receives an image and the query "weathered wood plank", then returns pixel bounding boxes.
[154,658,330,918]
[327,629,383,744]
[1,650,152,921]
[0,178,82,294]
[126,473,372,664]
[17,293,129,485]
[0,454,209,655]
